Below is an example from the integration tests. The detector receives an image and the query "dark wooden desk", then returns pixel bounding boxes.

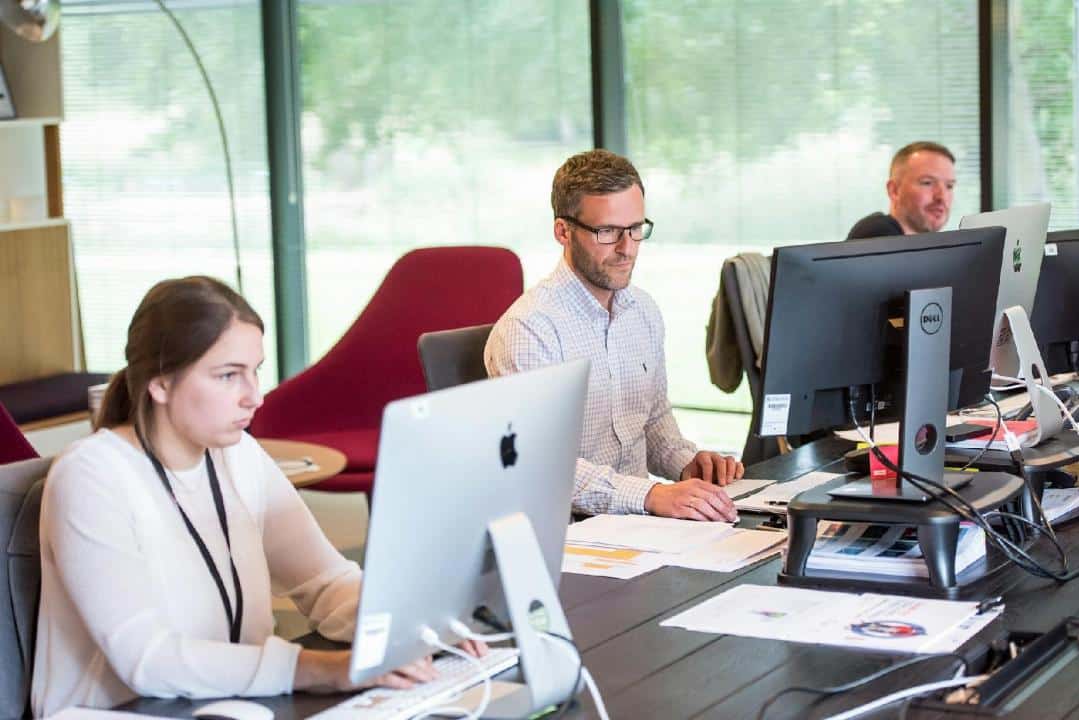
[123,437,1079,719]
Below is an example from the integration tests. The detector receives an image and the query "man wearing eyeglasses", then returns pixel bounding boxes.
[485,149,743,521]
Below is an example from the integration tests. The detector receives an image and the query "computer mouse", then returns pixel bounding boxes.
[192,699,274,720]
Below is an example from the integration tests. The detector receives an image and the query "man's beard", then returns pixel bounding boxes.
[568,236,634,291]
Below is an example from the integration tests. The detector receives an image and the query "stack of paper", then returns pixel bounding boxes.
[1041,488,1079,526]
[566,514,736,553]
[716,476,777,499]
[733,471,846,512]
[805,522,986,579]
[666,528,787,572]
[661,584,1001,654]
[562,515,786,579]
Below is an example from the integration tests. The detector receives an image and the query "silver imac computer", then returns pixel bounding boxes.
[959,202,1061,444]
[349,359,588,717]
[958,202,1050,376]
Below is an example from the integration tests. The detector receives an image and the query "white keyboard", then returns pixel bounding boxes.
[310,647,520,720]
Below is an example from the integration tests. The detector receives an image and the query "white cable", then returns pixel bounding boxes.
[580,667,610,720]
[849,412,877,449]
[538,633,609,720]
[993,373,1079,435]
[820,673,988,720]
[448,618,516,644]
[416,626,492,720]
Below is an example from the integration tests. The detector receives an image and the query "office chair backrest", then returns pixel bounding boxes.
[0,404,37,466]
[0,456,50,720]
[417,324,494,391]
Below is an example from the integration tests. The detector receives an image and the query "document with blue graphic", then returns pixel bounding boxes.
[661,584,1000,653]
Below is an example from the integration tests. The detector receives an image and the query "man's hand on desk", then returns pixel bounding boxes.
[680,451,745,486]
[294,640,488,693]
[644,478,738,522]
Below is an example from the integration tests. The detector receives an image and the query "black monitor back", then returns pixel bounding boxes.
[1030,229,1079,375]
[759,228,1006,437]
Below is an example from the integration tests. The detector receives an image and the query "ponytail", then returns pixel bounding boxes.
[95,368,133,431]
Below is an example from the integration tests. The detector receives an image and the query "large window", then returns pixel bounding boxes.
[1005,0,1078,230]
[298,0,592,357]
[57,2,1026,457]
[622,1,981,415]
[61,0,277,381]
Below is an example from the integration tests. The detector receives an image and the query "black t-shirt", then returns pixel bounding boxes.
[846,212,904,240]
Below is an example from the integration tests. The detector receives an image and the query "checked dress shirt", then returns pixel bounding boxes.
[485,258,697,515]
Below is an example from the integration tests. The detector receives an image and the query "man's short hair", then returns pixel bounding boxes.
[551,149,644,218]
[889,141,955,179]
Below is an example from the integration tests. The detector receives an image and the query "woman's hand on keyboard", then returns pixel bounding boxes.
[293,650,438,693]
[293,640,487,694]
[363,655,441,690]
[457,639,488,658]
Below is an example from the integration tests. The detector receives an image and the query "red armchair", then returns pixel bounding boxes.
[0,402,38,465]
[250,246,524,494]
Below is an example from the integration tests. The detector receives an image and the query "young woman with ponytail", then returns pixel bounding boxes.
[31,276,480,717]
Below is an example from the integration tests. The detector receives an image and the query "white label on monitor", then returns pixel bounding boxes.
[761,394,791,436]
[1045,243,1059,257]
[353,613,392,670]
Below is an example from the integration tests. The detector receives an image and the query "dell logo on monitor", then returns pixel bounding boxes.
[919,303,943,335]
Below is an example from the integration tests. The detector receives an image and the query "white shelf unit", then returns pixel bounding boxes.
[0,25,81,385]
[0,122,52,225]
[0,217,67,233]
[0,116,62,128]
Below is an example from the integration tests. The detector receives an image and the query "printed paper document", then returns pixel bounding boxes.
[734,471,846,512]
[661,584,1000,653]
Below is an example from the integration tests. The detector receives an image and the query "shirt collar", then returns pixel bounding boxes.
[551,257,638,319]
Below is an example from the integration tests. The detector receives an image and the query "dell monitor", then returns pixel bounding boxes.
[1030,229,1079,375]
[758,227,1005,498]
[349,359,588,715]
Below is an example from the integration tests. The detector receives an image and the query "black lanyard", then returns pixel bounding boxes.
[137,429,244,643]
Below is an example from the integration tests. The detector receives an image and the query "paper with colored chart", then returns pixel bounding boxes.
[661,584,1000,653]
[562,513,787,579]
[565,514,737,554]
[561,544,666,579]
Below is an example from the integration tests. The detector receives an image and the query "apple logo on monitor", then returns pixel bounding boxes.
[500,423,518,468]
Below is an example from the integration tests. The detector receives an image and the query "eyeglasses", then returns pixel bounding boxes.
[557,216,654,244]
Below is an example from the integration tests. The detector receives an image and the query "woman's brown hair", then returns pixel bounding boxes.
[96,276,263,439]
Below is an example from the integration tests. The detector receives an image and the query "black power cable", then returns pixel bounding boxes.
[755,654,969,720]
[848,397,1077,582]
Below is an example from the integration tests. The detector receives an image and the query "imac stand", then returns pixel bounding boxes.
[994,305,1063,446]
[474,512,580,718]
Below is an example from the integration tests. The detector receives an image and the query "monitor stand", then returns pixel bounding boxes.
[477,512,580,719]
[830,287,968,502]
[779,287,1029,597]
[992,305,1064,446]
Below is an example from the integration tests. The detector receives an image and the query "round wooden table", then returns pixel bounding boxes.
[257,438,347,489]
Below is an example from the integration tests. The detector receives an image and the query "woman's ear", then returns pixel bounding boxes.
[147,375,170,405]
